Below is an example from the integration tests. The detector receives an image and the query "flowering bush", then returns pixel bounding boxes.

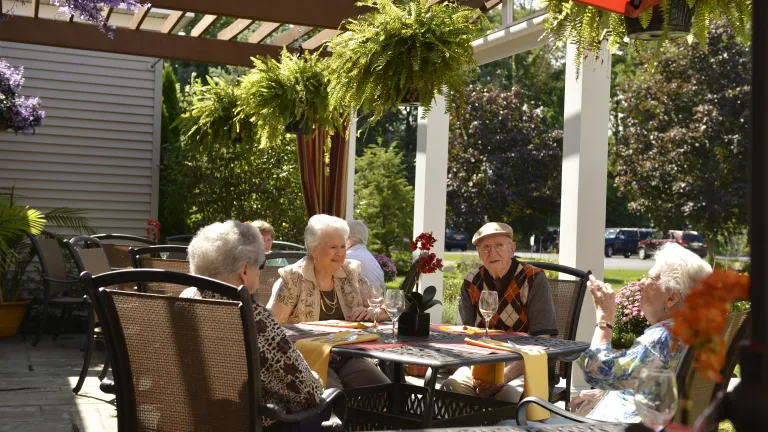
[612,281,650,349]
[670,269,750,382]
[372,252,397,282]
[0,59,44,134]
[145,219,160,242]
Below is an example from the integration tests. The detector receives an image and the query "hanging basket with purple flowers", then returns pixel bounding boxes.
[0,59,44,134]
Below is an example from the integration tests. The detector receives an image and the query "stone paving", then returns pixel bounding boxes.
[0,334,116,432]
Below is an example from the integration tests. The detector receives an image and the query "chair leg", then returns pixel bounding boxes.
[98,341,110,382]
[73,306,95,394]
[31,299,50,347]
[52,304,70,341]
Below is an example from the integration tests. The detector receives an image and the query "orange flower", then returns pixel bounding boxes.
[671,270,749,382]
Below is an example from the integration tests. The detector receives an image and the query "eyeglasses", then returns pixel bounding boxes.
[642,273,661,284]
[258,259,266,270]
[478,243,510,254]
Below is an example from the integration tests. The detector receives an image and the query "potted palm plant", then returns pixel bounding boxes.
[543,0,751,70]
[238,49,344,147]
[327,0,488,124]
[0,188,94,337]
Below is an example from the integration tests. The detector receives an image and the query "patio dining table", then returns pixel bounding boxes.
[284,324,590,430]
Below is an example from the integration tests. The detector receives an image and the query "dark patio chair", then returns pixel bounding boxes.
[257,251,306,306]
[81,268,347,431]
[26,230,87,347]
[129,245,190,296]
[91,234,155,270]
[166,234,194,246]
[516,310,751,426]
[272,240,306,252]
[65,235,113,394]
[523,261,591,405]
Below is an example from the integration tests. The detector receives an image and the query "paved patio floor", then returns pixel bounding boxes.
[0,334,116,432]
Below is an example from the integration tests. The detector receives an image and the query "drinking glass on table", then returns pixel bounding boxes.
[634,368,678,432]
[159,252,169,259]
[368,284,384,328]
[478,290,499,341]
[384,289,405,343]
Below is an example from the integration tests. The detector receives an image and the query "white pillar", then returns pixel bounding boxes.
[559,44,611,388]
[501,0,515,27]
[345,110,357,220]
[414,95,449,323]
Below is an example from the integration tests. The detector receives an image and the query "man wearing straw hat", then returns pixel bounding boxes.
[441,222,558,402]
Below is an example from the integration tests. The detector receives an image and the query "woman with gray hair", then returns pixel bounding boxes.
[346,219,386,287]
[267,214,390,390]
[180,221,325,428]
[565,242,713,423]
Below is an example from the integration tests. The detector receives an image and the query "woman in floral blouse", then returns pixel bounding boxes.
[267,214,390,390]
[571,243,712,423]
[180,220,324,429]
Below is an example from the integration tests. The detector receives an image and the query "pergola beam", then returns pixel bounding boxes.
[268,26,313,46]
[302,29,337,50]
[190,14,219,37]
[218,19,254,40]
[248,22,282,44]
[160,10,185,34]
[102,7,114,23]
[129,6,151,30]
[32,0,40,18]
[0,16,324,66]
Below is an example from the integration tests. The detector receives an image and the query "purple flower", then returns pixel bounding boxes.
[1,58,45,134]
[51,1,149,36]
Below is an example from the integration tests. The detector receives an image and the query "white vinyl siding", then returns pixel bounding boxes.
[0,42,161,237]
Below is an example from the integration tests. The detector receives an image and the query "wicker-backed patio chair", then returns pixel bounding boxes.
[65,235,113,394]
[166,234,194,246]
[26,230,87,347]
[515,311,751,426]
[129,245,190,296]
[81,268,347,431]
[523,261,591,405]
[257,251,306,306]
[91,234,155,270]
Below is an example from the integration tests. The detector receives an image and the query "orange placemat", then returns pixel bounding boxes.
[301,320,374,329]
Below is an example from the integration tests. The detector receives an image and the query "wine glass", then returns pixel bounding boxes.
[634,368,678,432]
[384,290,405,343]
[478,290,499,340]
[368,284,384,328]
[159,252,169,260]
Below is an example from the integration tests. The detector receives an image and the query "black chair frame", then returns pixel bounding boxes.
[92,234,156,246]
[82,268,346,431]
[26,230,85,347]
[166,234,194,244]
[522,261,591,405]
[65,235,111,394]
[129,245,190,293]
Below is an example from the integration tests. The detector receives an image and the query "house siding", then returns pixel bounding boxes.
[0,42,161,237]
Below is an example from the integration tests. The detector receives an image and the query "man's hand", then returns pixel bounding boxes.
[473,380,504,398]
[567,389,605,415]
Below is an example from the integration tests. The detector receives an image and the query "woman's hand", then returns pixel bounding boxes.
[567,389,605,414]
[349,306,370,322]
[587,274,616,323]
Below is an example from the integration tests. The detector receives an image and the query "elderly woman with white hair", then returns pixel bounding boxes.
[267,214,390,390]
[179,221,325,429]
[564,242,713,423]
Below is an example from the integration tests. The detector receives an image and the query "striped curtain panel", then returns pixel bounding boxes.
[296,121,349,218]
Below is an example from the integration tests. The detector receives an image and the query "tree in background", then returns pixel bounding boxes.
[447,85,562,240]
[158,63,191,237]
[613,23,750,258]
[354,145,414,256]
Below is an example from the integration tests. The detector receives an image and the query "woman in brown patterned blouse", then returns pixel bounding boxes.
[267,214,390,390]
[180,220,324,428]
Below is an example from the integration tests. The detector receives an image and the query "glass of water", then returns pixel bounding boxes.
[384,289,405,343]
[634,368,678,432]
[478,290,499,341]
[368,284,384,328]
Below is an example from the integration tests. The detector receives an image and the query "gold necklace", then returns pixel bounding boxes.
[320,290,338,313]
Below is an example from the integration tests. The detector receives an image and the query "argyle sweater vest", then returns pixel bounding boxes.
[466,259,542,332]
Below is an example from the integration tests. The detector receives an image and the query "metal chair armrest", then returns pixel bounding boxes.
[43,276,80,284]
[262,388,347,424]
[516,396,599,425]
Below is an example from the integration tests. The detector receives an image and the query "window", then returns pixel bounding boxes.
[625,230,639,239]
[683,233,705,243]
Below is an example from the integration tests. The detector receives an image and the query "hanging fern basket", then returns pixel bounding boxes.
[625,0,694,41]
[285,119,313,135]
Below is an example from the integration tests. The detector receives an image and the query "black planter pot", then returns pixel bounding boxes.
[398,312,430,337]
[285,120,312,135]
[625,0,693,41]
[399,93,420,107]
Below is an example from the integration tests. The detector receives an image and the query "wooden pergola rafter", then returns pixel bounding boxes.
[0,0,501,66]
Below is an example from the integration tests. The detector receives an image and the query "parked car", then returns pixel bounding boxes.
[637,230,708,260]
[604,228,654,258]
[532,228,559,252]
[445,228,470,251]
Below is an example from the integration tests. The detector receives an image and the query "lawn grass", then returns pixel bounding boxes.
[604,269,647,288]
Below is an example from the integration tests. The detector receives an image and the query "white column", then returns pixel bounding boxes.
[345,109,357,220]
[501,0,515,27]
[414,95,449,323]
[559,44,611,388]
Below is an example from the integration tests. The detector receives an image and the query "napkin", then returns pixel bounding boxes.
[465,338,550,421]
[302,320,374,329]
[437,325,505,335]
[295,331,379,385]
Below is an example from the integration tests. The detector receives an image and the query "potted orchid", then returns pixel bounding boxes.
[0,59,44,134]
[398,232,444,337]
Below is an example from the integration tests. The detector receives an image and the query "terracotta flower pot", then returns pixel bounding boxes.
[0,301,30,337]
[405,364,428,377]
